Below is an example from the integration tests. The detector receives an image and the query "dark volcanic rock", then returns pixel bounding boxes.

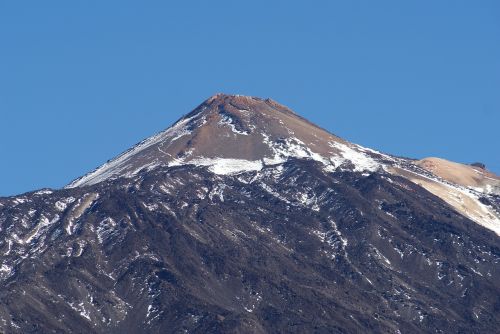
[0,95,499,333]
[470,162,486,170]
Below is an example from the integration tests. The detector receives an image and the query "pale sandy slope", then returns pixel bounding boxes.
[390,157,500,235]
[417,157,500,194]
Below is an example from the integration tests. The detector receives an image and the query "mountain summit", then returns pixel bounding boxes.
[1,95,499,333]
[68,94,500,235]
[68,94,361,187]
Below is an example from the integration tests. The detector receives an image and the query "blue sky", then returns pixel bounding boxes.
[0,1,499,196]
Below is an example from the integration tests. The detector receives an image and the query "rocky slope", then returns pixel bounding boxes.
[0,94,499,333]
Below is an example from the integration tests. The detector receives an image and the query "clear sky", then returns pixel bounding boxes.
[1,1,499,196]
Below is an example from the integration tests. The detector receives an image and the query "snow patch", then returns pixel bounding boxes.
[96,217,117,244]
[0,264,13,279]
[170,157,263,176]
[218,113,250,135]
[55,197,76,212]
[328,142,380,172]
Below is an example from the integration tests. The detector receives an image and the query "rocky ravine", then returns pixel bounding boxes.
[0,94,499,333]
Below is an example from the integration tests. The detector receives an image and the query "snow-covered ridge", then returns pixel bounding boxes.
[66,114,200,188]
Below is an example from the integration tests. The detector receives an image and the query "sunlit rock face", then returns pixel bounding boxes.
[0,95,499,333]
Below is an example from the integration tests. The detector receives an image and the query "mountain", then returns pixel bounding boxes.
[0,94,499,333]
[66,94,354,187]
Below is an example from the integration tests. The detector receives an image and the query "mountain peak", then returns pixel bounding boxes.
[67,94,361,188]
[205,93,258,103]
[198,93,296,116]
[204,93,276,103]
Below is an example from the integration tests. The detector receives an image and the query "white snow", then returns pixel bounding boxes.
[208,184,226,202]
[23,214,60,245]
[0,264,13,277]
[96,217,117,244]
[330,220,348,248]
[75,240,86,257]
[68,302,91,321]
[3,240,12,255]
[355,144,396,162]
[55,197,76,212]
[143,202,159,211]
[258,182,291,204]
[34,189,53,195]
[146,304,154,318]
[328,142,380,172]
[297,192,320,211]
[261,134,330,167]
[372,247,392,266]
[169,156,263,175]
[13,198,27,205]
[66,114,198,188]
[196,158,262,175]
[311,230,327,242]
[218,113,250,135]
[470,267,483,276]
